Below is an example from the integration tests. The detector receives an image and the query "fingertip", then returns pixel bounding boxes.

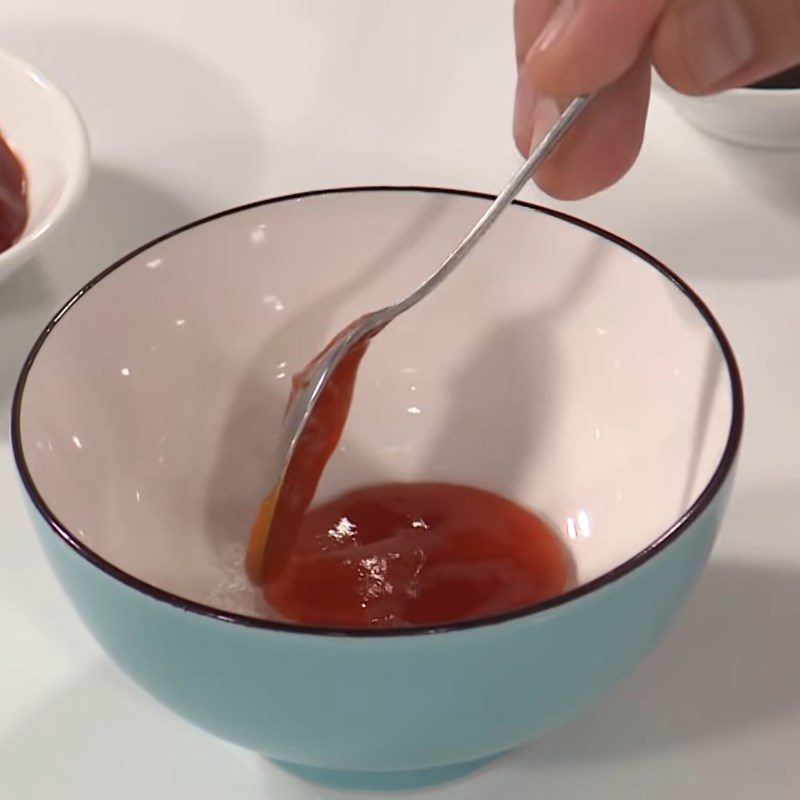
[533,130,643,199]
[513,74,537,155]
[514,0,558,66]
[521,0,666,99]
[528,55,651,199]
[654,0,800,95]
[651,0,739,95]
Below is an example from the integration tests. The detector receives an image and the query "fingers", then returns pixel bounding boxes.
[653,0,800,94]
[528,53,652,200]
[513,0,558,66]
[516,0,800,99]
[512,0,657,199]
[512,0,800,200]
[517,0,668,98]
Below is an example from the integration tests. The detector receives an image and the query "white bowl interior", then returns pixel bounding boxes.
[18,190,735,619]
[0,49,88,279]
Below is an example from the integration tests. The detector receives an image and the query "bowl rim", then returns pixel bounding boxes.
[10,185,745,638]
[0,47,91,273]
[724,85,800,99]
[653,71,800,103]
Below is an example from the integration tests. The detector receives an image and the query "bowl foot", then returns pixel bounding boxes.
[271,752,504,791]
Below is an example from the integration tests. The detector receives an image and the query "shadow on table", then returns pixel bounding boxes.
[1,19,265,208]
[665,139,800,282]
[261,565,800,798]
[1,17,266,435]
[513,561,798,762]
[0,164,195,435]
[3,487,798,798]
[711,139,800,214]
[0,665,256,800]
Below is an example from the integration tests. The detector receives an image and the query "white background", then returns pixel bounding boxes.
[1,1,799,798]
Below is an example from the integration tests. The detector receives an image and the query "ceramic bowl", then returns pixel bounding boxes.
[0,48,90,284]
[654,72,800,149]
[12,187,743,791]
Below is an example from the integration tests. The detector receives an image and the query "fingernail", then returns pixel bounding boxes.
[513,74,538,152]
[529,96,561,153]
[679,0,756,88]
[531,0,577,55]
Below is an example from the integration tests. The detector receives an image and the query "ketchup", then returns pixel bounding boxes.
[265,482,569,628]
[0,133,27,254]
[247,325,570,628]
[246,328,370,585]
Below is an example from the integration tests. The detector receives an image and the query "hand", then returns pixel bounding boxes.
[513,0,800,198]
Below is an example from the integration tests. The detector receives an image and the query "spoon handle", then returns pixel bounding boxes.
[264,95,593,505]
[394,94,593,317]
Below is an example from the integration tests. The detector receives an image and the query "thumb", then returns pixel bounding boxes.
[654,0,800,94]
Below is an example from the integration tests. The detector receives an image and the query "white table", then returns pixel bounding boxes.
[2,2,798,798]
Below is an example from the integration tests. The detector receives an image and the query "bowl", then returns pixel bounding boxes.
[12,187,743,791]
[654,72,800,149]
[0,48,90,284]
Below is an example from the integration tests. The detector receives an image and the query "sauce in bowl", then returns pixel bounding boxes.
[265,481,570,628]
[0,132,27,253]
[248,325,570,628]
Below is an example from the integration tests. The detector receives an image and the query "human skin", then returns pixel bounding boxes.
[513,0,800,198]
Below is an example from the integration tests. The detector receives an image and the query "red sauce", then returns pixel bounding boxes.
[247,324,570,628]
[264,482,569,628]
[246,326,370,585]
[0,133,27,253]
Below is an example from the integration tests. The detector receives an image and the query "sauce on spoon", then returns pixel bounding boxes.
[247,326,569,628]
[0,132,27,254]
[246,329,370,585]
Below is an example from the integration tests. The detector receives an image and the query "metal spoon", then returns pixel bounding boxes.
[267,95,591,502]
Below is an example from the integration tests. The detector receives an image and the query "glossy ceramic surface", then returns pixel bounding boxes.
[13,188,743,789]
[654,74,800,150]
[0,48,89,284]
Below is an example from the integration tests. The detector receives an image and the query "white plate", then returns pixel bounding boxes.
[653,72,800,150]
[0,48,90,284]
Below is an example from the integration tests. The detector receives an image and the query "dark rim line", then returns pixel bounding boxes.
[10,185,744,638]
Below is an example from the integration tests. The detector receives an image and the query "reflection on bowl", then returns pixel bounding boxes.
[12,187,743,791]
[0,48,90,284]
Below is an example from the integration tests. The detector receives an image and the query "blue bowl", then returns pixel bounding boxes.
[12,188,743,791]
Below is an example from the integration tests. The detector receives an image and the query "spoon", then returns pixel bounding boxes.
[247,95,592,583]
